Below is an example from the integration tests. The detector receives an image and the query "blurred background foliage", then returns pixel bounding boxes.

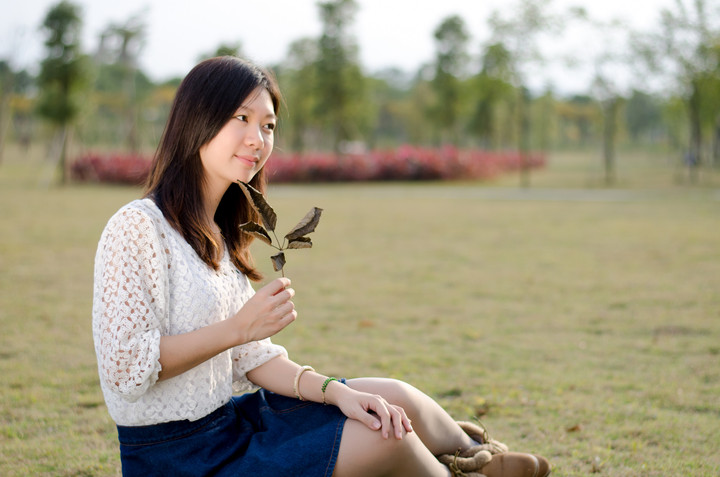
[1,0,719,185]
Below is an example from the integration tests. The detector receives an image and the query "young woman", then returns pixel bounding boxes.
[92,56,550,477]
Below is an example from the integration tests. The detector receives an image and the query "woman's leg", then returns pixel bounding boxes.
[336,378,551,477]
[332,418,451,477]
[346,377,477,456]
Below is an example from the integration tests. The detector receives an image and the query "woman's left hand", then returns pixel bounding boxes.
[328,384,413,439]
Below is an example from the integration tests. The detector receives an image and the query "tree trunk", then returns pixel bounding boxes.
[0,79,12,165]
[124,68,139,153]
[602,97,619,186]
[55,124,70,185]
[517,87,531,188]
[687,80,702,183]
[713,115,720,168]
[0,96,9,166]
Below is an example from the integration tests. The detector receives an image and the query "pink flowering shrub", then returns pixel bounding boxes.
[71,153,152,185]
[265,146,544,183]
[71,146,545,184]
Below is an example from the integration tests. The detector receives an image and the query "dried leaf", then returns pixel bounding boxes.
[237,181,277,231]
[285,207,323,241]
[287,237,312,249]
[270,252,286,272]
[238,221,272,246]
[566,424,583,433]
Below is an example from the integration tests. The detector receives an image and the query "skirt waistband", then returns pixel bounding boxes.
[117,400,232,446]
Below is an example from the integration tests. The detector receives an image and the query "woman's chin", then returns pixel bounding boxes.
[235,171,257,184]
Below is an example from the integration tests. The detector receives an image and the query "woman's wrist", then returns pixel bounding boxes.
[322,378,349,406]
[227,311,249,347]
[293,371,345,405]
[293,366,314,400]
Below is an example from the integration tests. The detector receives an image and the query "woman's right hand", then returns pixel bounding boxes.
[329,385,413,440]
[232,277,297,344]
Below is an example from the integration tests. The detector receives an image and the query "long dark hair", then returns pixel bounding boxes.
[144,56,282,281]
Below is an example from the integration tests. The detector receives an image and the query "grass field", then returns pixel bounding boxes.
[1,147,719,476]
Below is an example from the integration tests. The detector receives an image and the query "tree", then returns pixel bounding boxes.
[314,0,367,152]
[486,0,562,187]
[593,75,623,185]
[0,60,16,165]
[402,68,436,146]
[554,95,597,147]
[36,0,89,183]
[625,90,663,143]
[366,68,413,148]
[96,13,146,152]
[531,87,557,153]
[431,15,470,145]
[277,38,320,152]
[0,62,32,162]
[579,14,633,186]
[634,0,720,181]
[204,42,244,59]
[697,42,720,166]
[468,42,514,148]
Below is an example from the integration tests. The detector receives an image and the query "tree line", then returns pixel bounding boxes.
[1,0,719,185]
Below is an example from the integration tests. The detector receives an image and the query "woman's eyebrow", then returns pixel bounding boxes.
[234,105,276,119]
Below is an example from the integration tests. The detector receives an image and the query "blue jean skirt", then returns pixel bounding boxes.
[116,388,348,477]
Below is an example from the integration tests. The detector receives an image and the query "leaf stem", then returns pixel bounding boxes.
[271,230,285,251]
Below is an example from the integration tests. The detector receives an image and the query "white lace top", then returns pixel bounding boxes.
[92,198,288,426]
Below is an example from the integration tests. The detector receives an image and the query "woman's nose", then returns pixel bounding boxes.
[244,124,263,149]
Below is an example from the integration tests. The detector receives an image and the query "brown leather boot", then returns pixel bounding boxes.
[438,448,492,476]
[479,452,551,477]
[457,421,509,454]
[441,450,550,477]
[438,421,551,477]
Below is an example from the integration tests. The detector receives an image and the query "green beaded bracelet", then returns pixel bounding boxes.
[321,377,338,405]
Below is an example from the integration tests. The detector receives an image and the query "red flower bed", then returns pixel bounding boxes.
[71,153,152,185]
[71,146,545,185]
[266,146,545,183]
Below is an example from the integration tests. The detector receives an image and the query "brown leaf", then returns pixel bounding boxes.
[285,207,323,241]
[238,221,272,246]
[270,252,286,272]
[566,424,583,433]
[474,403,490,417]
[287,237,312,249]
[237,181,277,231]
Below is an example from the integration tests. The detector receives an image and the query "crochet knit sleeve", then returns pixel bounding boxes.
[231,338,289,393]
[92,205,167,401]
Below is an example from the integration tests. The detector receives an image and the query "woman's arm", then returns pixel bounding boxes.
[247,355,413,440]
[94,206,169,398]
[158,277,297,381]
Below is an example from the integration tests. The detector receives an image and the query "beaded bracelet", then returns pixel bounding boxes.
[293,365,314,401]
[321,377,338,405]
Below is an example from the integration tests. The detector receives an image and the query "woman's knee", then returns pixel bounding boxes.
[334,419,416,476]
[347,377,422,412]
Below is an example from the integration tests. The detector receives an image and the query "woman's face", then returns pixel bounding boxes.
[199,87,276,194]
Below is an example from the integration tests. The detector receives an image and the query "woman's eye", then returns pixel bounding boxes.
[235,115,248,122]
[264,123,276,131]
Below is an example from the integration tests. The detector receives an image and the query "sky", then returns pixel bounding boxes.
[1,0,679,94]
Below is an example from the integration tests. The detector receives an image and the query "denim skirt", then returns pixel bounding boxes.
[116,388,348,477]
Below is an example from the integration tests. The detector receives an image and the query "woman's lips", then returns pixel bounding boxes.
[236,155,258,167]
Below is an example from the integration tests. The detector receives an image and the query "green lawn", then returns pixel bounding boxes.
[1,149,719,476]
